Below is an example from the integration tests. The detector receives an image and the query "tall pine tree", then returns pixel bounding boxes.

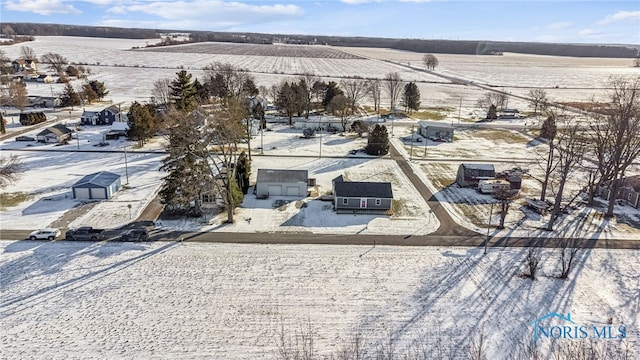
[127,102,155,147]
[401,82,421,114]
[365,124,390,155]
[170,70,197,113]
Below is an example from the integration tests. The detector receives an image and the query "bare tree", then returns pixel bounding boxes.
[538,110,559,202]
[328,94,350,131]
[40,52,68,75]
[467,329,487,360]
[151,78,172,106]
[366,78,382,113]
[19,46,37,61]
[384,72,402,112]
[477,91,508,111]
[422,53,439,70]
[298,72,318,119]
[634,51,640,67]
[202,98,248,223]
[546,121,586,231]
[522,247,541,280]
[557,239,579,279]
[0,155,23,188]
[589,76,640,218]
[528,89,549,117]
[5,81,29,111]
[340,76,368,117]
[204,61,255,102]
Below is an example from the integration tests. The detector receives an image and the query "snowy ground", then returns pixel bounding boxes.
[1,241,638,359]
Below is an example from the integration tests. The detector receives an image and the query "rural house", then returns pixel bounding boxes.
[36,124,73,144]
[72,171,122,200]
[81,110,100,125]
[11,58,37,73]
[97,106,123,125]
[332,175,393,214]
[597,175,640,209]
[417,121,454,142]
[456,163,496,187]
[255,169,308,198]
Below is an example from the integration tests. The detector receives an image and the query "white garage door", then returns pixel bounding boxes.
[74,187,90,199]
[90,187,106,199]
[287,186,300,196]
[267,185,282,196]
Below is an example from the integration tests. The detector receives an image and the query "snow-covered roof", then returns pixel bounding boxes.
[111,121,129,131]
[37,124,73,137]
[257,169,307,183]
[334,181,393,199]
[72,171,120,188]
[461,163,494,171]
[418,120,453,129]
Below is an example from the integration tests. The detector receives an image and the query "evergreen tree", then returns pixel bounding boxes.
[88,80,109,100]
[401,82,421,114]
[193,78,208,103]
[235,151,251,194]
[322,81,343,108]
[81,82,98,104]
[159,113,210,216]
[276,82,296,125]
[365,124,390,155]
[59,83,80,108]
[540,113,557,140]
[0,112,6,135]
[170,70,197,113]
[127,102,156,147]
[486,104,497,120]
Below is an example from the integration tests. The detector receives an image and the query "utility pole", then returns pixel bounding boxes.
[485,202,494,255]
[124,145,129,185]
[458,98,462,125]
[319,122,323,159]
[260,129,264,155]
[409,125,414,161]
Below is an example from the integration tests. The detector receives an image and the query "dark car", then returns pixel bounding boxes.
[120,229,149,242]
[16,136,36,142]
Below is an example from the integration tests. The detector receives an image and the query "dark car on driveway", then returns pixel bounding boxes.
[120,229,149,242]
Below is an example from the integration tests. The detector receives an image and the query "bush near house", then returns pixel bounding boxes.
[19,112,46,126]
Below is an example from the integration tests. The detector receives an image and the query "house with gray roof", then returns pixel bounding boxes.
[456,163,496,187]
[255,169,308,198]
[36,124,73,144]
[332,175,393,214]
[418,121,454,142]
[72,171,121,200]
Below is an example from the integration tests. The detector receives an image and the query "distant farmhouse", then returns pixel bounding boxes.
[36,124,73,144]
[81,106,126,125]
[332,175,393,214]
[418,121,454,142]
[456,163,496,188]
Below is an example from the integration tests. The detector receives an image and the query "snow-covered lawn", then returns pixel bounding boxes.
[1,241,638,359]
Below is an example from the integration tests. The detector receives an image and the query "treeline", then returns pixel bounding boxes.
[2,23,637,58]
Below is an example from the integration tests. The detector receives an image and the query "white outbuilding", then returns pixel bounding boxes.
[255,169,308,198]
[72,171,122,200]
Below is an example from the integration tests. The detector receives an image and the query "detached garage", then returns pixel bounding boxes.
[255,169,308,198]
[72,171,121,200]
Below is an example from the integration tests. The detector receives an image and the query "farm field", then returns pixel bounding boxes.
[1,35,639,360]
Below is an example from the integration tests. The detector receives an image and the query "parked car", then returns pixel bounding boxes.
[65,226,105,241]
[29,228,61,240]
[16,136,36,142]
[120,229,149,242]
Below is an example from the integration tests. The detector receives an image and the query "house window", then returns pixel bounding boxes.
[342,198,348,205]
[375,198,381,206]
[202,194,215,203]
[629,193,633,201]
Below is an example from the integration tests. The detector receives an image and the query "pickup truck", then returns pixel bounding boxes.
[65,226,105,241]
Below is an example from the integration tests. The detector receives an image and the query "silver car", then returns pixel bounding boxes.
[29,228,61,240]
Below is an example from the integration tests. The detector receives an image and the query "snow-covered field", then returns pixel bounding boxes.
[1,36,639,359]
[1,241,638,359]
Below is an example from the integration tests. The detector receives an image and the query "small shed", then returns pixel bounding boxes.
[332,176,393,214]
[255,169,308,198]
[36,124,73,144]
[418,121,454,142]
[72,171,122,200]
[456,163,495,187]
